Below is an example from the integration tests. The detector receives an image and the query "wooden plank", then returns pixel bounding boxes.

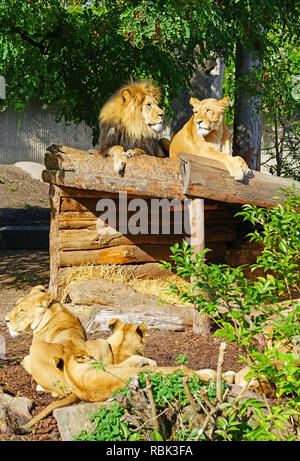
[186,197,210,333]
[180,153,300,207]
[59,222,236,251]
[58,187,121,199]
[48,185,60,298]
[59,211,99,229]
[59,244,172,267]
[59,228,183,250]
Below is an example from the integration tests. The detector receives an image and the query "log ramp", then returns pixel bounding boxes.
[43,145,299,330]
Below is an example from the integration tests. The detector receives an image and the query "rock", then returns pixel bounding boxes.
[66,279,194,331]
[195,369,217,382]
[0,392,34,433]
[0,392,33,420]
[53,401,108,441]
[68,278,176,307]
[222,371,236,384]
[14,162,45,182]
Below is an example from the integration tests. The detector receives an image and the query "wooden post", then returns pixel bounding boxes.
[48,184,60,299]
[187,197,210,334]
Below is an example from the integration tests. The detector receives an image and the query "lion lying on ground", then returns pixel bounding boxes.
[18,344,210,433]
[98,79,169,173]
[5,286,155,397]
[169,96,251,181]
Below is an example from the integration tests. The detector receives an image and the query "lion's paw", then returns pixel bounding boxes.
[236,156,251,176]
[230,157,251,181]
[139,358,157,367]
[113,151,127,173]
[125,149,145,159]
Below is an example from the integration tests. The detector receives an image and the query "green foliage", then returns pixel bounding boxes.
[160,187,300,440]
[117,368,220,407]
[223,28,300,180]
[0,0,298,144]
[176,354,188,365]
[73,402,141,441]
[161,189,300,350]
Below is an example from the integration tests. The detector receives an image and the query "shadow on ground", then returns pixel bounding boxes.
[0,250,49,290]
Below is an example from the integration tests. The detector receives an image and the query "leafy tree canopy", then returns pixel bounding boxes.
[0,0,298,143]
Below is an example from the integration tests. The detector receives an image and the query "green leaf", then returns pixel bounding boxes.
[217,417,228,430]
[153,430,164,441]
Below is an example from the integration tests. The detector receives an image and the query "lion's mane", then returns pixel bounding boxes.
[98,80,162,157]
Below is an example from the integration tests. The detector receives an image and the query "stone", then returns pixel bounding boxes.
[53,401,108,441]
[195,369,217,382]
[66,279,194,332]
[0,391,34,433]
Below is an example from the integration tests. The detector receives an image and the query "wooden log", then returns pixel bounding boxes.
[59,244,172,267]
[59,228,183,250]
[42,169,184,200]
[43,145,300,207]
[59,187,119,199]
[45,145,181,179]
[84,302,194,332]
[59,223,236,251]
[180,153,300,207]
[58,220,236,248]
[59,211,99,229]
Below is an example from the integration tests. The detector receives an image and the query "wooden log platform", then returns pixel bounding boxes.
[43,145,300,305]
[43,145,299,207]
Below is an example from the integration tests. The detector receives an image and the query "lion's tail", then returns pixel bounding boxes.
[18,393,79,434]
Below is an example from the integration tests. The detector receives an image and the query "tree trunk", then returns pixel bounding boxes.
[233,44,262,171]
[170,57,225,136]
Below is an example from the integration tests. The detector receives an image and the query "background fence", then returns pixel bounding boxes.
[0,103,93,164]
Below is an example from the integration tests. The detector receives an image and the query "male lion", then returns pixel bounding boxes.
[5,286,155,397]
[98,80,169,173]
[169,96,251,181]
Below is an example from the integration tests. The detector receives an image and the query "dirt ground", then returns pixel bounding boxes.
[0,164,245,441]
[0,164,50,227]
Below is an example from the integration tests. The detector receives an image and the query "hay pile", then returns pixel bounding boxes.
[61,264,193,308]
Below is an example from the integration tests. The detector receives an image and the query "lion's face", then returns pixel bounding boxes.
[99,80,165,147]
[5,286,52,337]
[141,94,165,133]
[190,96,230,137]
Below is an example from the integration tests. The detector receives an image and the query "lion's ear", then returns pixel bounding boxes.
[30,285,46,294]
[189,97,200,109]
[122,88,133,102]
[219,96,230,110]
[108,318,122,334]
[136,323,147,339]
[40,293,52,309]
[74,351,91,363]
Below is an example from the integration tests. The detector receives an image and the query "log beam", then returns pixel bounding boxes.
[43,145,300,207]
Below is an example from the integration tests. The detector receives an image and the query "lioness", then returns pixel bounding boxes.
[5,286,155,397]
[169,96,251,181]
